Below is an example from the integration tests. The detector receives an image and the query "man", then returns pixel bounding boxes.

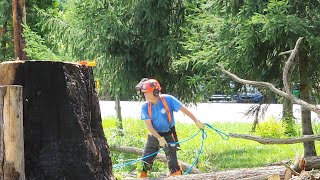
[135,78,205,178]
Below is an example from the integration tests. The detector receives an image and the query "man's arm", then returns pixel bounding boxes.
[144,120,161,138]
[144,120,167,147]
[179,106,205,129]
[179,106,199,123]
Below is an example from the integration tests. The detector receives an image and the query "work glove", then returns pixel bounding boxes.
[195,120,205,130]
[157,137,168,147]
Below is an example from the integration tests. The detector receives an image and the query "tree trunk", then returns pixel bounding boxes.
[0,85,25,180]
[0,61,114,180]
[12,0,27,60]
[0,27,3,38]
[282,83,293,121]
[115,94,123,130]
[283,94,294,136]
[299,50,316,156]
[283,98,293,119]
[130,166,286,180]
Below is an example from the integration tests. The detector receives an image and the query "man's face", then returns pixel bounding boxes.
[143,91,154,101]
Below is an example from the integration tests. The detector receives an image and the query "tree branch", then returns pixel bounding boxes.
[278,50,293,56]
[228,133,320,144]
[217,38,320,115]
[282,37,302,96]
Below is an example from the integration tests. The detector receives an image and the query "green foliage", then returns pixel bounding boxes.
[23,25,60,60]
[172,1,226,103]
[0,0,12,61]
[0,0,61,61]
[42,0,186,100]
[0,0,10,25]
[177,0,320,104]
[254,117,286,138]
[282,117,298,137]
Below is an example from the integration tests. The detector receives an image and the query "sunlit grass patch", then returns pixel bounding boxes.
[103,117,320,179]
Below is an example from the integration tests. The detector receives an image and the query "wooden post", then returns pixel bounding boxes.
[0,85,25,180]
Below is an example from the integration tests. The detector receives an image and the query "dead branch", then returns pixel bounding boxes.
[217,37,320,115]
[278,50,293,56]
[282,37,303,95]
[280,161,300,176]
[110,145,202,174]
[228,133,320,144]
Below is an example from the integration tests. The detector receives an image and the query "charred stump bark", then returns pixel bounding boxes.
[0,61,114,180]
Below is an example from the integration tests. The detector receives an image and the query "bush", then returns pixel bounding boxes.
[254,117,286,138]
[282,117,298,137]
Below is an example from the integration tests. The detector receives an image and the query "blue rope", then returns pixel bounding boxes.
[183,123,229,175]
[112,148,165,169]
[183,129,207,175]
[112,123,229,173]
[112,130,201,169]
[205,123,229,140]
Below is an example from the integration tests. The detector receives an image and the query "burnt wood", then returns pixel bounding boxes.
[0,61,114,180]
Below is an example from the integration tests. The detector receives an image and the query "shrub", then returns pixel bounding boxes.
[282,117,298,137]
[254,117,286,138]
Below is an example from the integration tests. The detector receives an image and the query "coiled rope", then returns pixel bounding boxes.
[112,123,229,174]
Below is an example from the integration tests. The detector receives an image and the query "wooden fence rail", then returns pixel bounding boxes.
[0,85,25,180]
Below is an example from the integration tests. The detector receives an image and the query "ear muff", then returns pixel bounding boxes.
[153,88,160,96]
[150,81,160,96]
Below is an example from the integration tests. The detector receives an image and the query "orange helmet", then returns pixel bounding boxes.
[141,79,161,96]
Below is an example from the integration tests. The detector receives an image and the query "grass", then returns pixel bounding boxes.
[102,117,320,178]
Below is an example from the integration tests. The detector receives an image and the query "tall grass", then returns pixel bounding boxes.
[102,117,320,178]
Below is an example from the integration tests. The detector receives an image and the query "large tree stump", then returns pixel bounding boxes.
[0,61,114,180]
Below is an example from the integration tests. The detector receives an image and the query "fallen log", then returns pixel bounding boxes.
[125,165,286,180]
[292,156,320,173]
[229,133,320,144]
[111,146,201,174]
[163,166,286,180]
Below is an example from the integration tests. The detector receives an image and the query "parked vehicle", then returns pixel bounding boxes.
[235,85,263,103]
[209,84,263,103]
[208,94,236,102]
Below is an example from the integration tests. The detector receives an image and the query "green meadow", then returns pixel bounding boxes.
[102,117,320,179]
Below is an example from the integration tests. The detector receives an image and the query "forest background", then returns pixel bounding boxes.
[1,0,320,177]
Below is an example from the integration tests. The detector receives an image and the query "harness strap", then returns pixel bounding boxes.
[160,96,172,122]
[147,95,172,123]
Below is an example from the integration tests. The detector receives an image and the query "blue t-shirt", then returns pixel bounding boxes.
[141,94,182,133]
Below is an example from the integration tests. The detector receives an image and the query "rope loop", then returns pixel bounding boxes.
[112,123,229,172]
[205,123,229,140]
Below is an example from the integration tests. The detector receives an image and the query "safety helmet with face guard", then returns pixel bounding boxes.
[141,79,161,96]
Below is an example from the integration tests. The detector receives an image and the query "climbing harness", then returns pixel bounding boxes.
[147,95,172,123]
[112,123,229,174]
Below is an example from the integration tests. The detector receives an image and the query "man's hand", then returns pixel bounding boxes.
[195,120,205,129]
[157,137,168,147]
